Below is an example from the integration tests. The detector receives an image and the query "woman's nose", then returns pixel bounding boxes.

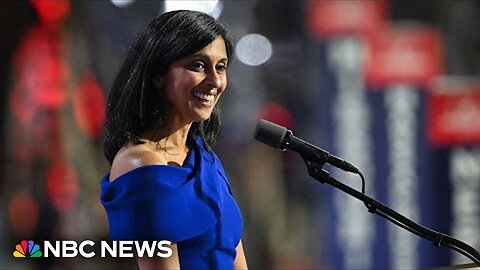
[206,72,222,88]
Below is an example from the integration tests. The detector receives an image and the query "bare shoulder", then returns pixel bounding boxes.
[109,143,166,182]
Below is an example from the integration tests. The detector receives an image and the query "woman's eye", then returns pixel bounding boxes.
[192,61,205,71]
[217,65,228,72]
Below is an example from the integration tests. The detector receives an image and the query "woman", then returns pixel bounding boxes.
[100,10,247,269]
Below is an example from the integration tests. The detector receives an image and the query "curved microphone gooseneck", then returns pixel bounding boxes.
[254,119,480,266]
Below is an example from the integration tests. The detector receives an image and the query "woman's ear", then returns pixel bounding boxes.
[154,75,165,88]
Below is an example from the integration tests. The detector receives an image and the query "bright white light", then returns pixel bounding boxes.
[235,34,273,66]
[110,0,136,8]
[164,0,223,19]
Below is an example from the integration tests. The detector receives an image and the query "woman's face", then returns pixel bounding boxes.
[157,36,228,124]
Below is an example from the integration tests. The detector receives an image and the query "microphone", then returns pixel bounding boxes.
[254,119,360,174]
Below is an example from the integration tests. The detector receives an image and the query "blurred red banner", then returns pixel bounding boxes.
[428,78,480,146]
[365,25,444,88]
[73,72,106,139]
[306,0,387,39]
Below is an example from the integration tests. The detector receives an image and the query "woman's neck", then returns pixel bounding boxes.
[142,119,192,153]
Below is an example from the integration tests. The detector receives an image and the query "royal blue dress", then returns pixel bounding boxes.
[100,137,243,269]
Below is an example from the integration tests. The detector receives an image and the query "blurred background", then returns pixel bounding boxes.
[1,0,480,269]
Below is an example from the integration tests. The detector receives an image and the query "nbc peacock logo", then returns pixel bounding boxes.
[13,240,42,258]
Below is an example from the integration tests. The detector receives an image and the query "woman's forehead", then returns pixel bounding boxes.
[186,37,228,62]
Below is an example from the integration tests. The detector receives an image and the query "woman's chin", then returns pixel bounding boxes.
[191,113,212,123]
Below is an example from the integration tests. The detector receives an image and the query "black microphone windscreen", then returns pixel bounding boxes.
[254,119,288,149]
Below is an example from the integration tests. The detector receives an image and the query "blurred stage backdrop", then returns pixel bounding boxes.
[1,1,480,269]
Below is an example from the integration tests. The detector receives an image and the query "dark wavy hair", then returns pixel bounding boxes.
[103,10,233,164]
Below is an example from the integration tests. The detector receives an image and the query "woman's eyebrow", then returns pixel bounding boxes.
[187,53,228,63]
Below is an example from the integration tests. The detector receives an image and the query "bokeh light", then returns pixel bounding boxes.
[8,191,39,238]
[110,0,136,8]
[235,33,273,66]
[164,0,223,19]
[73,72,106,139]
[30,0,71,26]
[46,160,79,211]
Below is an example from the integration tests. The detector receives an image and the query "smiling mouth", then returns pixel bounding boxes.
[192,92,215,103]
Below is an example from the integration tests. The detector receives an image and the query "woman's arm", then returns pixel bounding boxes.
[234,240,248,270]
[136,243,180,270]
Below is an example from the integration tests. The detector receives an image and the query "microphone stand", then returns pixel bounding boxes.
[301,156,480,266]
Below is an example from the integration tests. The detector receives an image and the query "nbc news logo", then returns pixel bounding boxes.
[12,239,172,258]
